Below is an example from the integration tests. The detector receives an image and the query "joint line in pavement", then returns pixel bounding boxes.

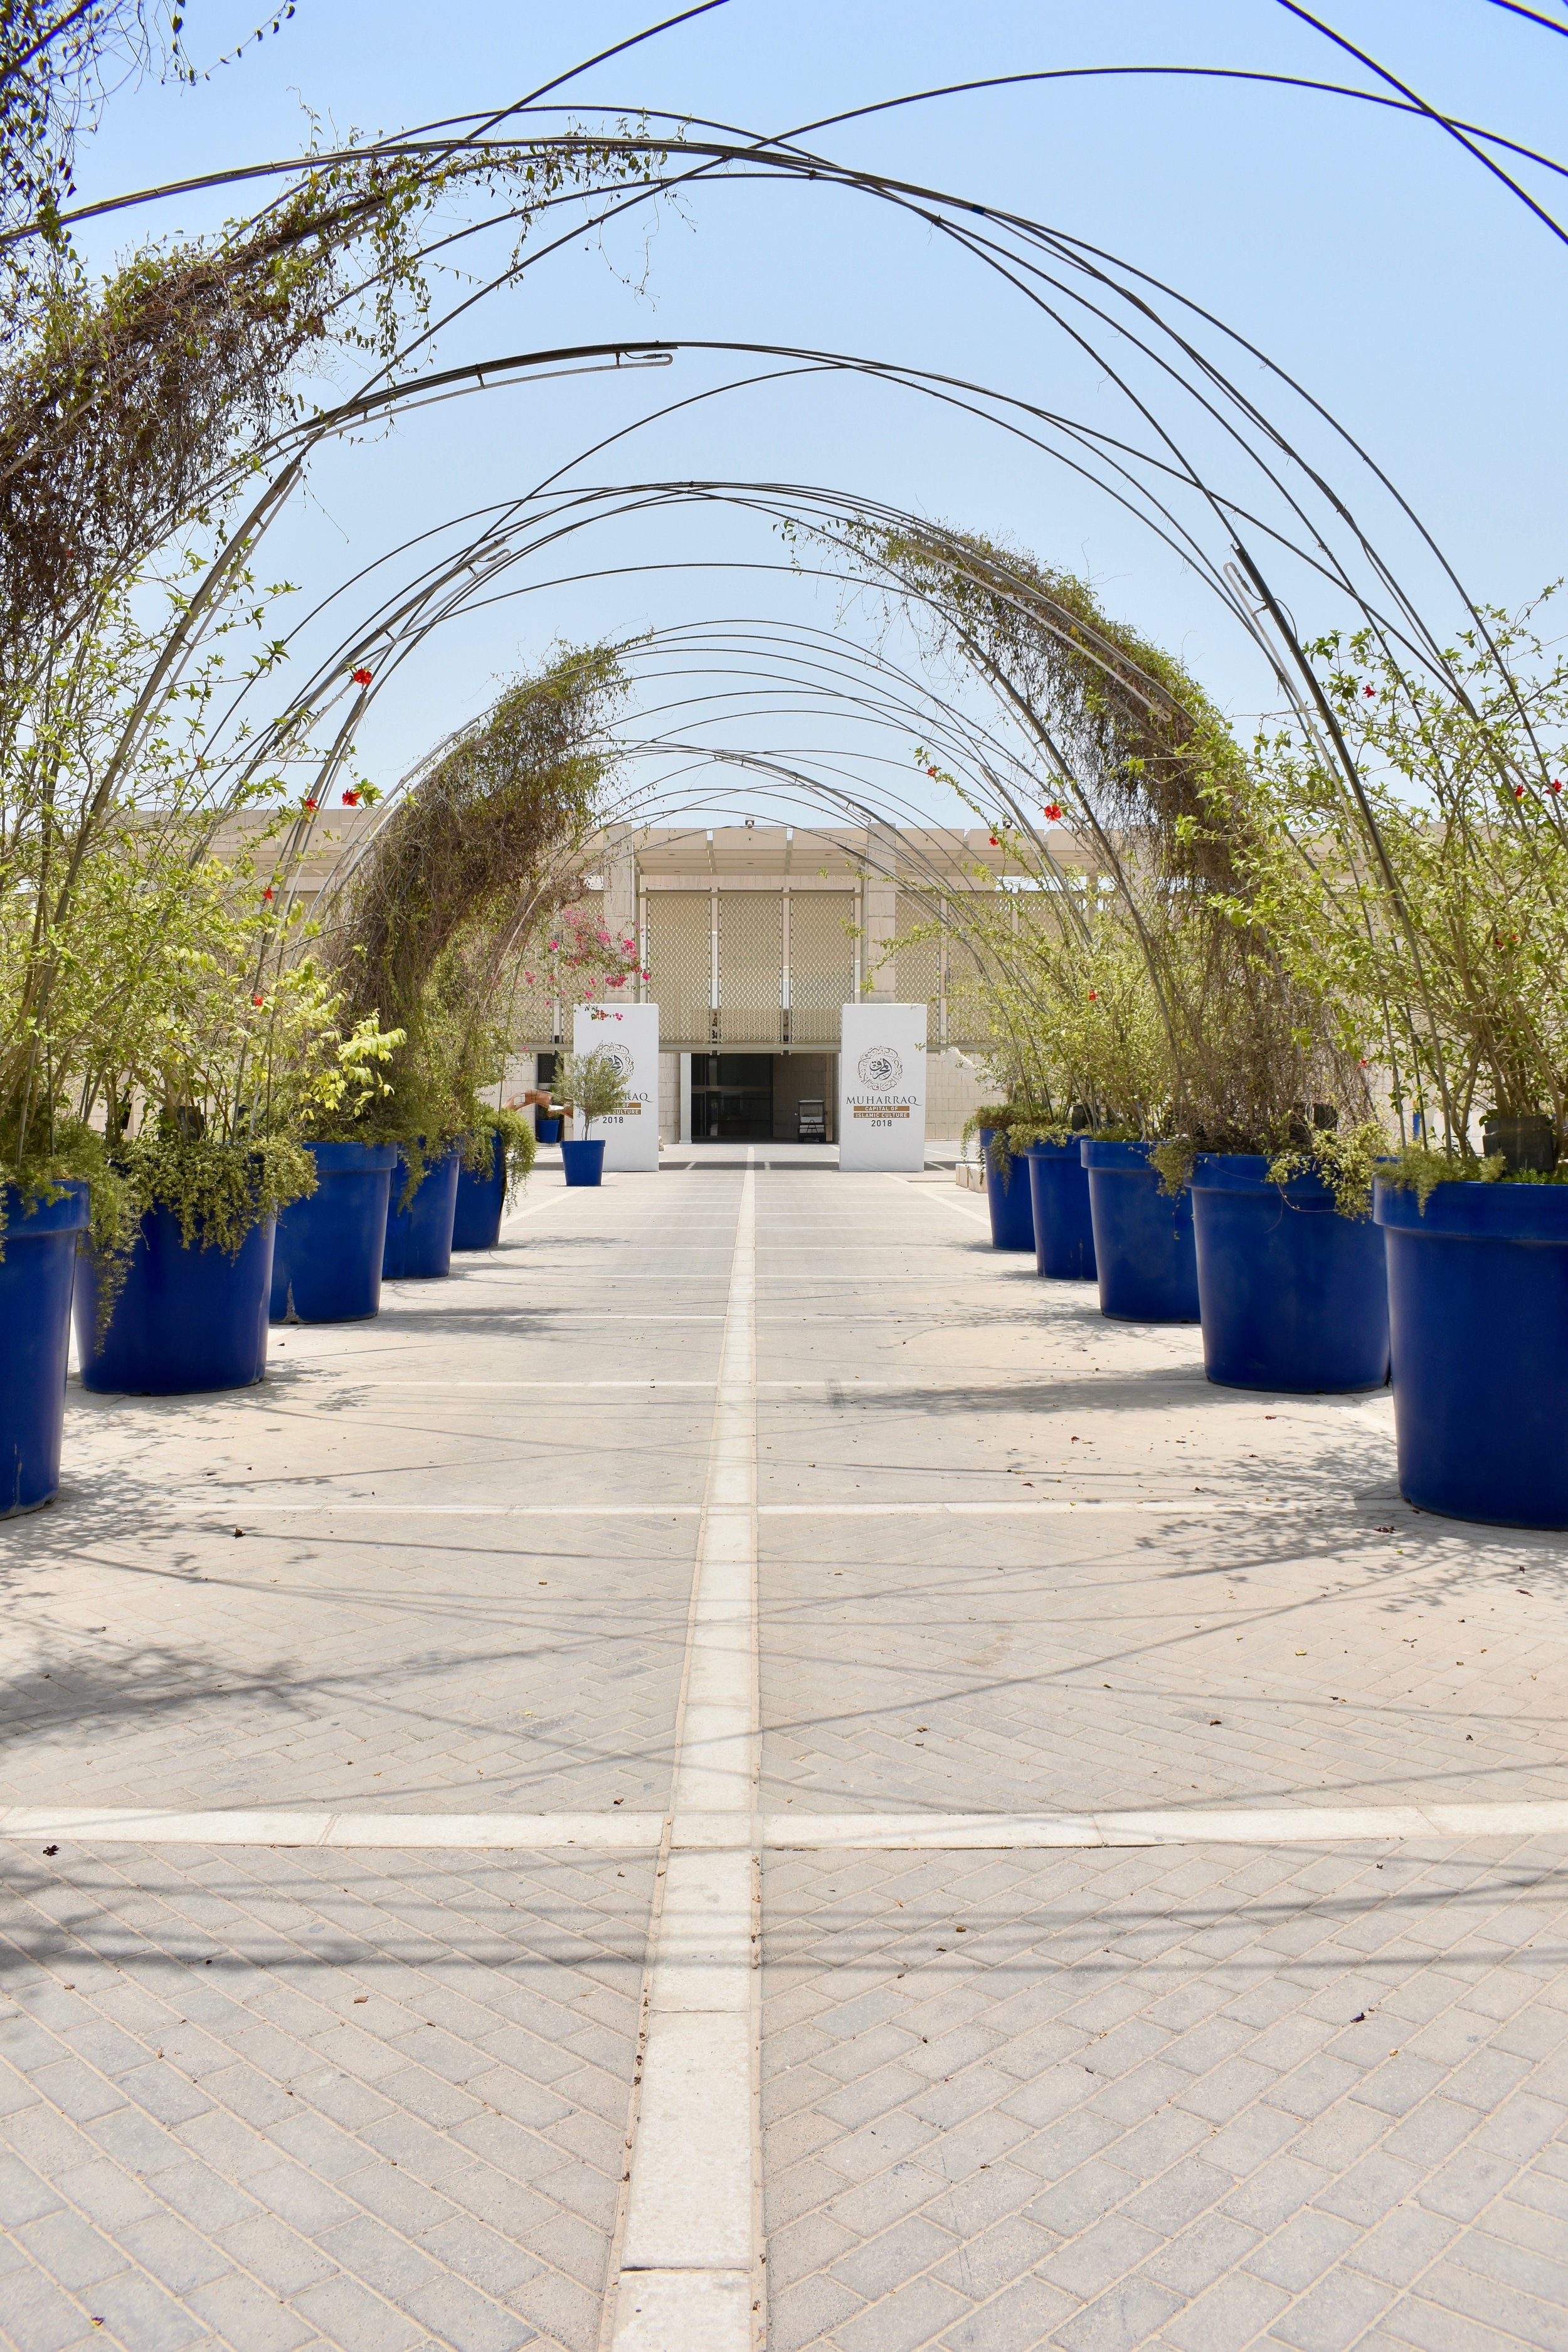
[606,1149,762,2352]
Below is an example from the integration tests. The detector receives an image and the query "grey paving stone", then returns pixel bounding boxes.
[0,1841,649,2352]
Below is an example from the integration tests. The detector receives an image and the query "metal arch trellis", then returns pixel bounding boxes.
[14,16,1565,1133]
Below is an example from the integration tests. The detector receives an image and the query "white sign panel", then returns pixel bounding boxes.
[572,1002,660,1172]
[839,1003,927,1172]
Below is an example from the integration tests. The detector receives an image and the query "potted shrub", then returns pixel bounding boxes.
[862,524,1385,1352]
[270,1017,406,1323]
[452,1105,539,1251]
[552,1048,631,1186]
[72,861,363,1392]
[0,1177,91,1514]
[1252,605,1568,1518]
[302,649,628,1274]
[961,1102,1045,1251]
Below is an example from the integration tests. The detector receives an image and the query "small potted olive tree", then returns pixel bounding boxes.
[551,1049,630,1187]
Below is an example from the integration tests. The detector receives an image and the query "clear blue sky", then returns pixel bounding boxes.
[70,1,1568,819]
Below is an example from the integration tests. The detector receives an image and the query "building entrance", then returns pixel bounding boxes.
[689,1054,774,1140]
[684,1052,837,1143]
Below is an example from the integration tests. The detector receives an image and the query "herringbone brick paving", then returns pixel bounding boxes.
[761,1841,1568,2352]
[0,1841,652,2352]
[1,1161,1565,2349]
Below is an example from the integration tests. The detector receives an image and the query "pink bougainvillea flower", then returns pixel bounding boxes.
[352,666,373,686]
[548,940,559,951]
[1043,802,1062,822]
[524,972,535,985]
[608,975,625,987]
[341,789,360,806]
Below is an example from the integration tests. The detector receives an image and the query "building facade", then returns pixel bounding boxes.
[520,824,1089,1145]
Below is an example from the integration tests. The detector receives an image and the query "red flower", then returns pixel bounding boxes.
[303,797,318,811]
[608,975,624,987]
[1043,802,1062,822]
[1363,685,1375,699]
[989,834,1000,846]
[352,666,373,686]
[1514,784,1525,799]
[262,887,274,902]
[1554,779,1564,795]
[341,790,360,806]
[1088,989,1098,1001]
[252,993,265,1007]
[927,765,939,778]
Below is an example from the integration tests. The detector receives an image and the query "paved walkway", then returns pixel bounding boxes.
[1,1154,1566,2351]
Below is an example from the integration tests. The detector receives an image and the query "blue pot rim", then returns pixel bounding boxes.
[395,1142,461,1172]
[1192,1152,1341,1205]
[1079,1138,1167,1173]
[304,1140,400,1175]
[1374,1176,1568,1242]
[560,1137,605,1158]
[1021,1138,1090,1162]
[1,1177,90,1236]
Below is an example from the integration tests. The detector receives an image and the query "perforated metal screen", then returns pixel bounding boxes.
[788,893,856,1047]
[718,893,784,1046]
[645,892,713,1049]
[894,894,941,1046]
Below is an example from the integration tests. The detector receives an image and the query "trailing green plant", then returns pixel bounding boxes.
[312,645,628,1179]
[0,122,658,1226]
[487,1104,538,1205]
[842,522,1377,1173]
[1262,1120,1392,1221]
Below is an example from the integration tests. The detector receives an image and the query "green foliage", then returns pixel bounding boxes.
[847,524,1372,1155]
[553,1048,630,1136]
[1376,1144,1508,1210]
[1246,599,1568,1158]
[317,645,627,1158]
[489,1105,538,1205]
[1263,1121,1389,1220]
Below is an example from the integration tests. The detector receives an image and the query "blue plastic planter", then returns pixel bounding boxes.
[453,1131,506,1251]
[980,1130,1034,1250]
[382,1147,460,1279]
[76,1207,275,1394]
[1192,1155,1388,1392]
[1081,1139,1200,1322]
[1024,1140,1097,1280]
[270,1141,397,1323]
[537,1117,563,1144]
[561,1138,606,1187]
[0,1180,88,1514]
[1375,1177,1568,1527]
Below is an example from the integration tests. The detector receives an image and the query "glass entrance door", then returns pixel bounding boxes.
[689,1054,774,1140]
